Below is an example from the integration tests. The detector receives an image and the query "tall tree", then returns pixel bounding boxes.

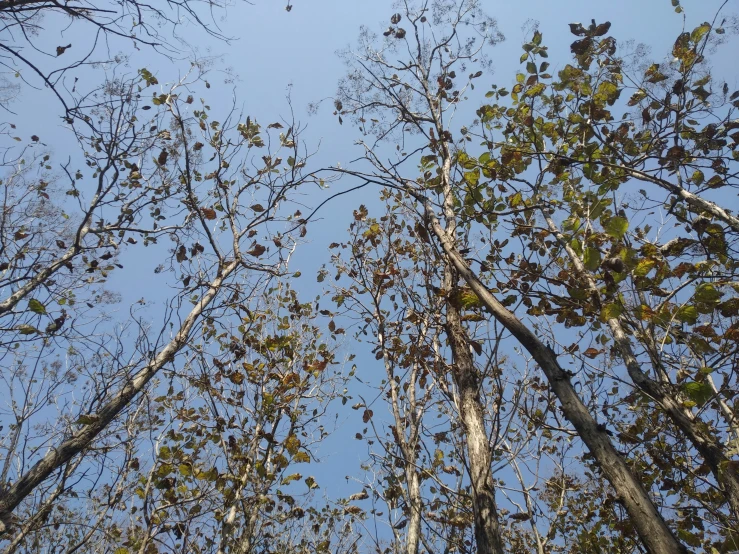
[0,66,324,541]
[327,1,739,552]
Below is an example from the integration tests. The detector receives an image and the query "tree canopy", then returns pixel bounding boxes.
[0,0,738,553]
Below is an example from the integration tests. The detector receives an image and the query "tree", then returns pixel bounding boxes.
[0,60,330,547]
[328,0,739,551]
[332,2,512,552]
[462,11,739,550]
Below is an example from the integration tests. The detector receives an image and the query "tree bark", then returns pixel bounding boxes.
[445,297,505,554]
[420,199,688,554]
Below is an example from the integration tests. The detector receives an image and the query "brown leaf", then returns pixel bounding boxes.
[56,44,71,56]
[570,38,592,55]
[592,22,611,36]
[176,245,187,263]
[362,409,373,423]
[247,244,266,257]
[569,23,586,36]
[157,149,168,165]
[583,347,601,359]
[201,207,217,220]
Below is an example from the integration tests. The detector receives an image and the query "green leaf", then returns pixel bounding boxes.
[681,381,713,406]
[304,476,319,489]
[604,216,628,240]
[583,247,601,271]
[281,473,302,485]
[16,324,39,335]
[675,305,698,324]
[694,283,721,304]
[633,258,655,277]
[690,23,711,44]
[600,303,623,322]
[28,298,47,315]
[293,451,310,463]
[463,170,480,186]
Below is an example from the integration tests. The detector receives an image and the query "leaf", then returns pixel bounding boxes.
[76,414,100,425]
[250,203,265,212]
[28,298,47,315]
[176,245,187,263]
[285,434,301,456]
[583,247,601,271]
[201,207,217,220]
[694,283,721,304]
[681,381,713,406]
[675,305,698,324]
[633,258,655,277]
[627,90,647,106]
[568,23,586,36]
[247,244,266,257]
[570,38,592,56]
[228,371,244,385]
[600,303,623,322]
[56,44,71,56]
[304,476,319,489]
[293,451,310,463]
[604,216,628,240]
[362,409,373,423]
[463,170,480,186]
[690,23,711,44]
[592,21,611,37]
[583,347,601,359]
[16,324,39,335]
[281,473,302,485]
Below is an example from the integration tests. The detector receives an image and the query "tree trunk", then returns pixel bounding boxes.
[421,199,689,554]
[445,296,504,554]
[404,470,422,554]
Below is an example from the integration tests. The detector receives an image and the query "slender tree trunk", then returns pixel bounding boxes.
[404,470,423,554]
[445,297,504,554]
[435,135,504,554]
[420,199,688,554]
